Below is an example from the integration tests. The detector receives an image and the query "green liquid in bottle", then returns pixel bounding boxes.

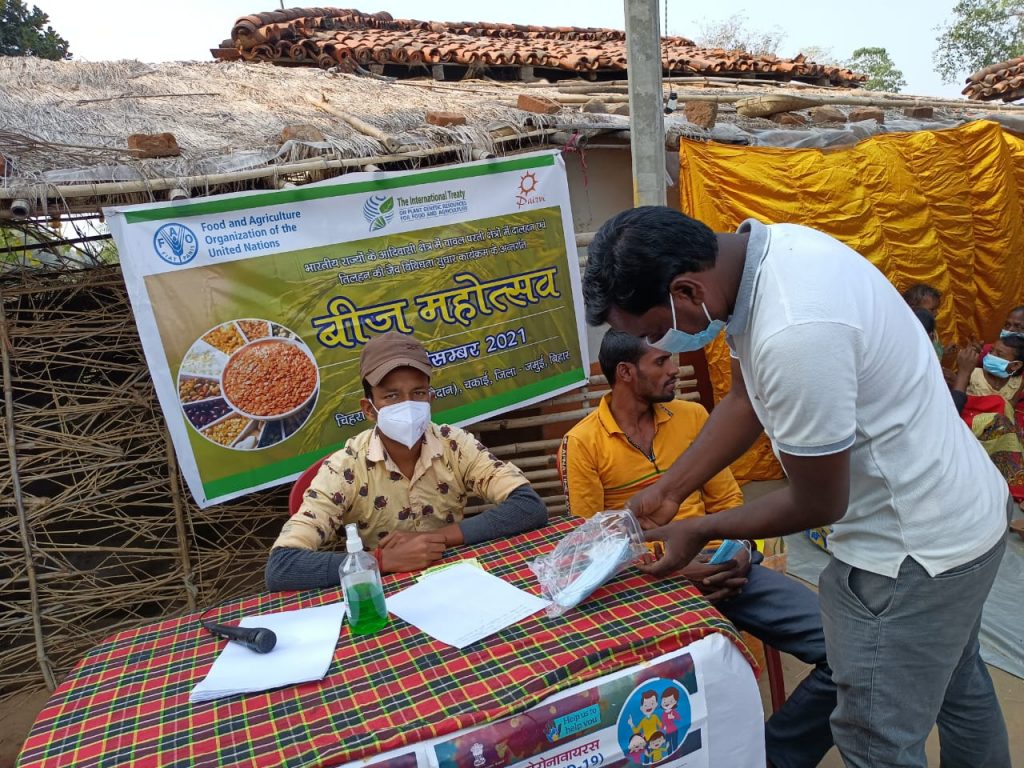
[347,581,389,635]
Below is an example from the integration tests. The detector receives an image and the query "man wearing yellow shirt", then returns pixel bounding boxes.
[559,331,835,768]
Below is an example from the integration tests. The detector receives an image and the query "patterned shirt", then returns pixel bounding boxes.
[273,423,528,552]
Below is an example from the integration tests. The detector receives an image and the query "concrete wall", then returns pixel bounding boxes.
[561,147,681,365]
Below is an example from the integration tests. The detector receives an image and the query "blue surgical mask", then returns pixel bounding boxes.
[1000,329,1024,340]
[649,297,726,354]
[982,353,1017,379]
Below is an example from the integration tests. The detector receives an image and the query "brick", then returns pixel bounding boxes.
[848,107,885,124]
[809,106,846,124]
[127,132,181,159]
[280,124,325,143]
[582,98,608,114]
[770,111,808,127]
[683,101,718,129]
[516,94,561,114]
[425,111,467,126]
[903,106,934,119]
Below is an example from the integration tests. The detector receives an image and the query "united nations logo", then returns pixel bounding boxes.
[153,223,199,265]
[363,194,395,232]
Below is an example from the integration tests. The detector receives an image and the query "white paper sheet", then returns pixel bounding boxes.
[386,562,549,648]
[189,602,345,703]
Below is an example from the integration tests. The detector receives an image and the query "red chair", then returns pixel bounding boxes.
[287,456,328,516]
[765,646,787,713]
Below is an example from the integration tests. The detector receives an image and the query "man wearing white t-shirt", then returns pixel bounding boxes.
[583,206,1011,768]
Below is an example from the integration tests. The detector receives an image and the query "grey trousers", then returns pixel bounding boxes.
[819,534,1011,768]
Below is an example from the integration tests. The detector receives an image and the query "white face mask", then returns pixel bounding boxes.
[372,400,431,448]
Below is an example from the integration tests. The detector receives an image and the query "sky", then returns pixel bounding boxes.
[38,0,967,99]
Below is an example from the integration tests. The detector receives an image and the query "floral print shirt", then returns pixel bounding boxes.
[273,423,528,552]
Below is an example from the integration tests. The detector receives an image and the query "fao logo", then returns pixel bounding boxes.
[362,194,395,232]
[153,223,199,265]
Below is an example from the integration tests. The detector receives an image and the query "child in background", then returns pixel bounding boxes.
[902,283,942,313]
[903,284,944,358]
[912,308,942,360]
[968,335,1024,409]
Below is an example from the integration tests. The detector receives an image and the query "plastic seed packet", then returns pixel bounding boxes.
[530,510,647,617]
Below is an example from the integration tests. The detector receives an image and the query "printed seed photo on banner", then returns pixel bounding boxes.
[178,319,320,450]
[106,152,587,507]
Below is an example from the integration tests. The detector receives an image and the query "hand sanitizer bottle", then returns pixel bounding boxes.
[339,523,389,635]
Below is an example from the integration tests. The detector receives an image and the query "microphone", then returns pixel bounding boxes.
[202,620,277,654]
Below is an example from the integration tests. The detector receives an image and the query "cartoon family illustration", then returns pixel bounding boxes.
[622,685,686,765]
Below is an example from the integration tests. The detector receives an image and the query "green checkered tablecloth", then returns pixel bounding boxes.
[18,519,753,767]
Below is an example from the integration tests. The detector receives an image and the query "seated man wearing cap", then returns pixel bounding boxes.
[266,332,548,590]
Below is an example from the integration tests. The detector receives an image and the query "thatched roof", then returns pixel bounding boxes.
[0,57,1016,221]
[0,58,584,215]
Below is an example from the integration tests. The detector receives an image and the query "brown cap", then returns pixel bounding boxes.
[359,332,432,386]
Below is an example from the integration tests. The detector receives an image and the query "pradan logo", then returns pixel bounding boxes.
[153,223,199,265]
[363,194,395,232]
[515,171,545,208]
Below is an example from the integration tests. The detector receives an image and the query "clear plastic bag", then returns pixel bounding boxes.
[530,510,647,617]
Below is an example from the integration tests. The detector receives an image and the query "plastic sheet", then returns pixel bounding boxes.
[743,118,962,149]
[530,510,647,617]
[682,119,1024,483]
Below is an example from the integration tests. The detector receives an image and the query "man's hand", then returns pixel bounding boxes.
[950,341,981,392]
[626,363,763,529]
[956,342,981,372]
[376,531,446,573]
[682,547,751,602]
[638,518,710,578]
[626,483,682,530]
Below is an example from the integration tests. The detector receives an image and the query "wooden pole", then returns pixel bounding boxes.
[485,437,564,457]
[306,95,404,151]
[164,428,196,611]
[550,75,844,92]
[0,129,559,207]
[505,89,1024,112]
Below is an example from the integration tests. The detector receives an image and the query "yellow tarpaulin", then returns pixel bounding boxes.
[678,119,1024,483]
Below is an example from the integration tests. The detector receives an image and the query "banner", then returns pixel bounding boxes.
[107,152,587,507]
[350,635,762,768]
[430,646,711,768]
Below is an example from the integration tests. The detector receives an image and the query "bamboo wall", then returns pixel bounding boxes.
[0,266,289,701]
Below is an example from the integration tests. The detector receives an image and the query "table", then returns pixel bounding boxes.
[17,520,760,768]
